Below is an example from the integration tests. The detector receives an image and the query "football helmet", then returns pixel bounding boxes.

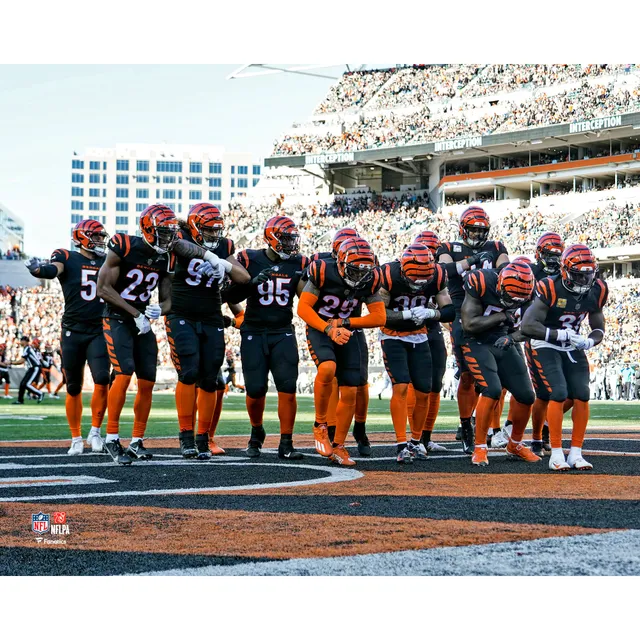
[535,232,565,274]
[497,262,535,308]
[459,206,490,249]
[512,255,534,266]
[44,342,53,354]
[331,227,359,257]
[72,219,108,256]
[32,338,41,350]
[139,205,179,255]
[400,243,436,291]
[560,244,597,295]
[336,237,376,289]
[264,215,300,259]
[188,203,224,250]
[414,230,440,257]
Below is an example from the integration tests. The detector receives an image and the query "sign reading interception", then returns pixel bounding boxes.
[306,152,355,165]
[434,136,483,152]
[569,115,623,134]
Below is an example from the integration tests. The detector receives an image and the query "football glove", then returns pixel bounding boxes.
[555,328,577,343]
[25,257,43,274]
[325,325,352,345]
[134,314,152,335]
[410,306,437,324]
[251,269,272,286]
[569,333,595,350]
[467,251,493,268]
[494,335,514,351]
[197,260,215,277]
[503,310,519,327]
[144,304,162,320]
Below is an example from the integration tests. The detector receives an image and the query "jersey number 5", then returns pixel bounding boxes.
[258,278,291,306]
[80,270,99,301]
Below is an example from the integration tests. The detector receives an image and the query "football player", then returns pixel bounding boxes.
[379,243,454,463]
[167,203,250,460]
[460,262,539,467]
[36,343,55,396]
[298,237,386,466]
[225,215,308,459]
[97,204,229,465]
[521,244,607,471]
[437,206,509,454]
[0,344,11,398]
[25,220,110,453]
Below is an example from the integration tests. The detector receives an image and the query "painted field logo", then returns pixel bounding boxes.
[32,512,50,534]
[51,512,70,535]
[53,512,66,525]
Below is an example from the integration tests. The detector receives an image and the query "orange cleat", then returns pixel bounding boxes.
[471,447,489,466]
[507,441,541,463]
[208,438,226,455]
[329,444,356,466]
[313,422,333,457]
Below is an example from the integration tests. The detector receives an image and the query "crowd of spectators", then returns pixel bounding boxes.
[0,247,25,260]
[314,69,394,114]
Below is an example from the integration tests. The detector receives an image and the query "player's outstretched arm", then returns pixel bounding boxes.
[461,293,508,335]
[297,281,328,333]
[348,294,386,329]
[25,257,64,279]
[97,250,142,318]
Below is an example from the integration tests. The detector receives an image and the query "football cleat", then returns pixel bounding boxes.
[542,424,552,451]
[67,438,84,456]
[427,441,447,452]
[104,439,133,466]
[278,435,304,460]
[208,438,226,455]
[549,451,571,471]
[3,394,13,399]
[396,447,414,464]
[49,393,59,399]
[471,447,489,466]
[455,425,462,441]
[313,422,333,457]
[126,439,153,460]
[408,441,428,460]
[330,444,356,466]
[195,434,212,460]
[490,429,510,449]
[460,421,475,455]
[179,431,198,459]
[356,435,372,457]
[506,441,541,463]
[530,441,545,457]
[37,393,44,404]
[567,454,593,471]
[86,432,105,453]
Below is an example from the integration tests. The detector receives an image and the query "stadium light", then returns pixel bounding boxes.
[531,139,543,145]
[401,156,414,161]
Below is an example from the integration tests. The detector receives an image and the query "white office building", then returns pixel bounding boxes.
[0,201,25,255]
[70,143,262,236]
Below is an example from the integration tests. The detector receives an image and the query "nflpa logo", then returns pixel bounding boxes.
[53,512,66,525]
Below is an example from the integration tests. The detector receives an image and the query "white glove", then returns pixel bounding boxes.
[410,306,435,325]
[196,261,215,277]
[569,333,595,350]
[556,328,577,343]
[25,257,42,274]
[134,314,152,335]
[144,304,162,320]
[203,250,221,268]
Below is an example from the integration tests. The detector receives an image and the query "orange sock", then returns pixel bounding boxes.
[571,399,590,448]
[474,395,498,446]
[4,382,9,397]
[334,386,357,445]
[90,384,108,428]
[209,389,224,437]
[509,398,532,442]
[458,372,479,420]
[107,374,131,434]
[355,383,369,423]
[390,384,409,443]
[66,393,83,438]
[197,389,218,435]
[192,387,199,429]
[410,390,429,441]
[547,400,565,448]
[424,391,440,431]
[406,383,416,434]
[278,392,297,435]
[132,379,154,439]
[46,382,52,394]
[314,361,337,424]
[563,398,574,414]
[246,395,266,427]
[326,378,339,428]
[175,381,196,432]
[531,398,548,440]
[55,379,65,394]
[495,388,507,430]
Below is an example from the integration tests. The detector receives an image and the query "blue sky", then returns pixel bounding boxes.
[0,64,347,255]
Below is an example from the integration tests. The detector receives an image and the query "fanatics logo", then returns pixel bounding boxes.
[557,299,567,308]
[32,512,50,534]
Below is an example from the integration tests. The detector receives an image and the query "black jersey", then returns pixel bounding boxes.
[437,240,508,311]
[307,259,382,320]
[41,353,54,369]
[532,275,608,350]
[0,350,9,372]
[301,251,331,282]
[50,248,105,334]
[170,233,234,324]
[463,268,513,343]
[531,261,549,282]
[104,234,174,318]
[380,260,448,337]
[234,249,308,332]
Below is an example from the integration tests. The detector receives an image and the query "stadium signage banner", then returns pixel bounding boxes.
[569,115,623,134]
[434,136,483,152]
[306,152,355,165]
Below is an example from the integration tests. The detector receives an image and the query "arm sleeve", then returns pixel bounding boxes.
[438,303,455,323]
[297,291,328,333]
[349,300,386,329]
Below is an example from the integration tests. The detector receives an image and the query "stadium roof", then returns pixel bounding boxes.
[227,64,367,80]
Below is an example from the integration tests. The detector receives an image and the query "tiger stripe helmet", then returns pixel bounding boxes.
[414,230,440,257]
[139,204,179,254]
[337,237,376,289]
[535,232,565,274]
[512,255,534,266]
[331,227,359,257]
[459,206,490,249]
[188,203,224,250]
[264,215,300,259]
[400,243,436,291]
[72,219,108,256]
[497,262,535,308]
[561,244,597,295]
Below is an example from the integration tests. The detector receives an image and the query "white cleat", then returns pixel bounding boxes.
[490,430,510,449]
[568,455,593,471]
[87,433,105,453]
[49,393,59,399]
[408,442,429,460]
[67,438,84,456]
[549,451,570,471]
[426,441,447,452]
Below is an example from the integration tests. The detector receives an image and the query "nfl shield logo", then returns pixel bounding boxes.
[32,512,50,534]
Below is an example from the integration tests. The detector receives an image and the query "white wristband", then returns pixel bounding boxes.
[456,262,466,276]
[219,258,232,274]
[203,250,220,265]
[402,310,413,320]
[545,328,551,342]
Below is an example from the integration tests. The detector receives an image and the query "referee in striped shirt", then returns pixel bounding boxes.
[12,336,44,404]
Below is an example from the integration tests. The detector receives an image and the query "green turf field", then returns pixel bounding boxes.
[0,393,637,440]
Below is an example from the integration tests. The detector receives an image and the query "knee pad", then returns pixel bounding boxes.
[276,378,297,395]
[549,388,568,403]
[513,388,535,406]
[66,382,82,397]
[178,368,199,386]
[246,383,268,399]
[92,371,111,387]
[197,376,218,393]
[317,361,337,383]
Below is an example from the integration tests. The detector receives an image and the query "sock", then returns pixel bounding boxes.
[353,420,367,441]
[105,432,119,442]
[209,389,224,437]
[334,386,357,445]
[547,400,565,449]
[132,379,154,439]
[106,374,131,435]
[130,436,142,444]
[277,392,296,435]
[66,393,83,439]
[192,387,199,429]
[410,390,429,441]
[396,442,407,453]
[563,398,574,414]
[406,383,416,434]
[314,361,336,424]
[246,395,266,427]
[509,398,533,443]
[531,398,548,441]
[570,400,590,448]
[493,389,507,431]
[474,396,498,446]
[176,381,196,432]
[551,446,565,458]
[421,430,432,445]
[250,425,265,444]
[197,389,218,435]
[90,384,108,429]
[4,382,9,396]
[71,435,82,443]
[457,372,479,420]
[89,426,101,437]
[326,378,339,430]
[355,383,369,424]
[390,384,409,444]
[424,391,440,431]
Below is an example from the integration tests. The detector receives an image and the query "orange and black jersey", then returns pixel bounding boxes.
[104,233,175,317]
[51,249,105,334]
[228,249,308,332]
[307,258,382,320]
[437,240,508,310]
[463,268,511,343]
[170,233,234,324]
[534,275,609,347]
[380,260,448,336]
[301,251,332,282]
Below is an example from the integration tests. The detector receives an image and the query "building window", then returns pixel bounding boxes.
[89,202,100,211]
[89,188,100,197]
[162,176,176,184]
[238,166,248,175]
[253,178,260,187]
[190,162,202,173]
[253,165,261,175]
[71,214,83,223]
[88,215,101,221]
[116,202,129,212]
[103,175,107,183]
[136,203,148,212]
[116,160,129,171]
[116,188,129,198]
[116,175,129,184]
[209,178,221,187]
[156,189,160,198]
[156,161,183,173]
[89,161,100,170]
[209,191,222,201]
[102,189,106,197]
[163,190,176,199]
[230,178,235,188]
[71,201,84,210]
[72,159,84,169]
[136,189,149,199]
[230,192,235,199]
[164,203,176,212]
[178,190,182,199]
[116,216,129,225]
[137,174,149,183]
[116,229,127,235]
[189,177,202,184]
[209,163,222,174]
[89,174,100,184]
[102,203,106,211]
[238,178,248,189]
[231,166,235,175]
[136,160,149,172]
[71,187,84,197]
[71,173,84,183]
[189,190,202,200]
[178,204,182,213]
